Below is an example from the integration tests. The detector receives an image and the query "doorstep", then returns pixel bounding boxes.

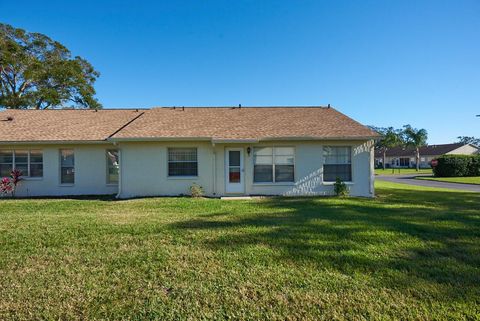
[220,196,253,200]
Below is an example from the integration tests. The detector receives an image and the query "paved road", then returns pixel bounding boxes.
[376,174,480,192]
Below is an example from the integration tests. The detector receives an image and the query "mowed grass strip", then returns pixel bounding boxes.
[375,168,433,175]
[416,175,480,185]
[0,181,479,320]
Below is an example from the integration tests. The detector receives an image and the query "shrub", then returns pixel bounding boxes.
[333,177,349,197]
[0,177,13,195]
[470,156,480,176]
[0,169,23,197]
[433,155,480,177]
[189,183,204,198]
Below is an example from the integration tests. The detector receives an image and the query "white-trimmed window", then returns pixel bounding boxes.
[253,147,295,183]
[60,149,75,184]
[106,150,119,184]
[323,146,352,182]
[0,150,43,178]
[168,148,198,176]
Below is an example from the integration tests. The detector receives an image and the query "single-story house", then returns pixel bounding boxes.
[374,143,480,169]
[0,106,378,198]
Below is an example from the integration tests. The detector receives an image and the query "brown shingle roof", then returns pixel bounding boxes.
[374,143,466,158]
[112,107,378,141]
[0,109,143,142]
[0,107,378,143]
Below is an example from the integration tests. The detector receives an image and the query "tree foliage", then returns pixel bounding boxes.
[370,125,429,170]
[369,126,403,170]
[456,136,480,147]
[403,125,428,171]
[0,23,101,109]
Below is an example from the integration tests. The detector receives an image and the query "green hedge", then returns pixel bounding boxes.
[433,154,480,177]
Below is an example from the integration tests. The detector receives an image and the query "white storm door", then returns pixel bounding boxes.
[225,148,244,193]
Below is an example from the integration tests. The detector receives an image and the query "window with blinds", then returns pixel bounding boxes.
[0,150,43,178]
[168,148,198,176]
[323,146,352,182]
[253,147,294,183]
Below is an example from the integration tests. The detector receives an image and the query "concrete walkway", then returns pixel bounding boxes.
[376,174,480,192]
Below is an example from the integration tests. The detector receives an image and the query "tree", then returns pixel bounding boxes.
[456,136,480,146]
[403,125,428,171]
[370,126,403,170]
[0,23,101,109]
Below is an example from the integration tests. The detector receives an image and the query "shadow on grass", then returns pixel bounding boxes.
[169,186,480,299]
[0,194,118,201]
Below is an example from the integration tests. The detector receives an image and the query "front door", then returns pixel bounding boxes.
[225,148,244,193]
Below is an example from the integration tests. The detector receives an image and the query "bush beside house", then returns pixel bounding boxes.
[0,169,23,197]
[433,155,480,177]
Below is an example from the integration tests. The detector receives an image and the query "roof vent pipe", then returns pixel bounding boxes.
[327,104,331,108]
[239,104,241,108]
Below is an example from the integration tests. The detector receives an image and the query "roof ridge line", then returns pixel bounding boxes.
[107,112,145,139]
[150,106,331,109]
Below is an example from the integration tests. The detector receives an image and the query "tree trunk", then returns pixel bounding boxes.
[416,148,420,171]
[382,150,386,170]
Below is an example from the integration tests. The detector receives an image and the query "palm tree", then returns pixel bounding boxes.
[403,125,428,171]
[376,127,403,170]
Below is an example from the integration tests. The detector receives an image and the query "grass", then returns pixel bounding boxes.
[375,168,433,175]
[416,176,480,185]
[0,182,479,320]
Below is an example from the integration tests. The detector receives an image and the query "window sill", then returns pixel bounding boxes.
[21,177,43,181]
[252,182,295,186]
[106,183,119,187]
[167,176,199,180]
[322,181,354,186]
[59,184,75,187]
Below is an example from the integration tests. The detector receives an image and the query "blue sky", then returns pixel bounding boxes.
[1,0,479,143]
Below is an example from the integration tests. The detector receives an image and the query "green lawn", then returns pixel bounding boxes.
[0,182,479,320]
[416,176,480,185]
[375,168,433,175]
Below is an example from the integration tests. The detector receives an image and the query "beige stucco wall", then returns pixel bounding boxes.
[118,140,375,198]
[118,141,215,197]
[0,144,118,197]
[1,140,375,198]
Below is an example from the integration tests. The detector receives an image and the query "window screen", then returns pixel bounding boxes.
[168,148,198,176]
[253,147,294,183]
[106,150,119,184]
[60,149,75,184]
[323,146,352,182]
[0,150,43,177]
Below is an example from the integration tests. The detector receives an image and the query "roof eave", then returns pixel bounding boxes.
[0,140,112,145]
[107,137,213,142]
[109,135,377,143]
[258,136,378,141]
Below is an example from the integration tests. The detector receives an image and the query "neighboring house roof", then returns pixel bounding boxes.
[0,109,143,142]
[0,106,378,143]
[374,143,468,158]
[111,107,378,141]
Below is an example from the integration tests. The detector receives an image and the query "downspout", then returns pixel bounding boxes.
[369,140,375,197]
[109,111,143,200]
[115,147,122,199]
[212,142,216,196]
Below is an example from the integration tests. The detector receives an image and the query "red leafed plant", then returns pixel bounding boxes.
[0,177,13,194]
[0,169,23,197]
